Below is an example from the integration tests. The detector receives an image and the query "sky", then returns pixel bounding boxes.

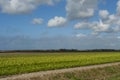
[0,0,120,50]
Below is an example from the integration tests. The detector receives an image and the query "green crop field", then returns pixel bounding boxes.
[0,52,120,76]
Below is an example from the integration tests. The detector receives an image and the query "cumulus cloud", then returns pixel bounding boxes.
[74,15,115,33]
[103,14,117,25]
[74,19,111,33]
[99,10,109,19]
[99,15,119,32]
[68,0,120,35]
[48,16,67,27]
[117,0,120,15]
[74,0,120,34]
[74,21,93,29]
[32,18,44,25]
[66,0,98,20]
[102,14,120,33]
[0,0,59,14]
[92,20,110,32]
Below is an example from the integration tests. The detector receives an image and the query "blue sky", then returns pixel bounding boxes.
[0,0,120,50]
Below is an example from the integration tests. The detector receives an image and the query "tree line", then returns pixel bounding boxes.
[0,49,120,53]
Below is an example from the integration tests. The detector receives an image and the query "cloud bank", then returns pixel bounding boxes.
[0,35,120,50]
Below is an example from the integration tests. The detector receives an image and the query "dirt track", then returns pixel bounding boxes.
[1,62,120,80]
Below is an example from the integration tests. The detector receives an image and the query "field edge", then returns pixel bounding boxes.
[1,62,120,80]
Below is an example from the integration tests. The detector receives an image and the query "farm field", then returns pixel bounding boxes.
[0,52,120,76]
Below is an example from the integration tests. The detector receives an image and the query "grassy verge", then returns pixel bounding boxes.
[108,74,120,80]
[34,64,120,80]
[0,52,120,76]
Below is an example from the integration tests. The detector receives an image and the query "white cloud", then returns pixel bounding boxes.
[117,0,120,15]
[76,33,86,38]
[75,15,120,34]
[72,0,120,35]
[74,21,93,29]
[32,18,44,25]
[99,10,109,19]
[99,15,119,32]
[102,14,117,25]
[66,0,98,20]
[92,20,110,32]
[0,0,59,14]
[74,20,119,34]
[99,11,120,33]
[48,16,67,27]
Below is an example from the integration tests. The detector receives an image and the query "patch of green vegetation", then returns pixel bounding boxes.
[0,52,120,76]
[108,74,120,80]
[49,64,120,80]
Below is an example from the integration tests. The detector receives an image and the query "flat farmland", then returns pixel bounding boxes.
[0,52,120,76]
